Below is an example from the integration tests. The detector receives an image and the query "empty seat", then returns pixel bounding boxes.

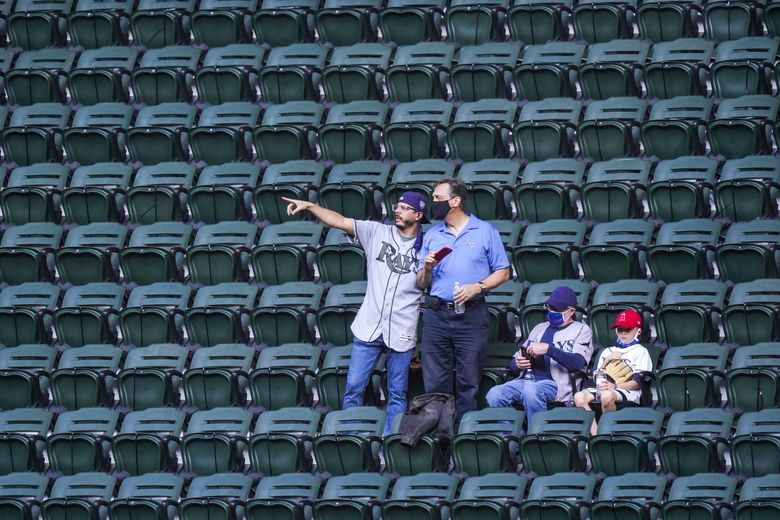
[647,218,721,283]
[715,155,780,222]
[448,99,516,162]
[196,44,264,104]
[579,39,649,100]
[313,472,391,520]
[315,0,381,45]
[53,283,125,346]
[0,345,55,408]
[647,155,717,222]
[189,162,261,224]
[183,344,253,409]
[716,220,780,283]
[117,343,188,409]
[0,472,49,520]
[126,162,196,223]
[313,406,386,475]
[192,0,256,47]
[704,0,763,41]
[126,104,197,165]
[580,219,654,283]
[320,101,388,163]
[513,41,585,100]
[450,43,520,102]
[179,473,253,520]
[379,0,445,45]
[384,99,452,162]
[727,343,780,412]
[514,158,584,222]
[709,95,779,159]
[644,38,714,99]
[252,221,323,284]
[637,0,702,42]
[131,0,196,48]
[42,472,115,520]
[731,409,780,477]
[253,101,324,164]
[249,407,320,476]
[181,407,252,475]
[189,102,260,165]
[587,407,664,476]
[68,0,131,48]
[450,473,528,520]
[381,472,460,520]
[109,473,184,520]
[0,284,61,346]
[118,283,191,347]
[323,43,392,103]
[590,472,667,520]
[2,104,70,166]
[735,474,780,519]
[386,42,455,102]
[8,0,73,49]
[458,159,519,220]
[254,160,325,224]
[655,280,727,347]
[578,97,647,161]
[185,283,257,347]
[253,0,318,46]
[132,46,201,105]
[318,160,390,220]
[659,409,734,477]
[572,0,637,42]
[724,279,780,346]
[54,222,127,285]
[0,164,68,225]
[711,37,778,99]
[519,472,596,519]
[111,407,186,475]
[246,472,322,520]
[513,219,586,284]
[250,344,320,409]
[50,344,121,409]
[513,98,582,162]
[641,96,712,160]
[316,228,368,284]
[0,223,62,284]
[317,281,367,346]
[0,408,51,474]
[186,221,256,284]
[663,473,736,520]
[67,46,137,105]
[581,158,651,222]
[47,408,118,475]
[62,163,133,225]
[655,343,729,410]
[6,49,74,106]
[119,222,192,284]
[259,44,328,103]
[519,407,594,476]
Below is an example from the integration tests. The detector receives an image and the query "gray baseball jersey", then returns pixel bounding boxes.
[351,219,423,352]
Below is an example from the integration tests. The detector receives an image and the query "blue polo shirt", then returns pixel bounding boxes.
[419,214,510,301]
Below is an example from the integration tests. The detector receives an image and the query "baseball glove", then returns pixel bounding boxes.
[603,358,634,384]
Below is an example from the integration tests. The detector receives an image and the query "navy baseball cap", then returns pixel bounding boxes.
[398,191,429,222]
[546,286,577,310]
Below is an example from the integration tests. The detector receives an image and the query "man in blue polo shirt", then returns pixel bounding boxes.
[416,178,511,417]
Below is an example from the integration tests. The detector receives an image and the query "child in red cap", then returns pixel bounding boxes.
[574,309,653,435]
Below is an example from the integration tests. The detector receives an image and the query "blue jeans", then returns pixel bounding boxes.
[486,377,558,425]
[342,336,413,435]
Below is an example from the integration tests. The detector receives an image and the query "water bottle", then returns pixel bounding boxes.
[518,347,533,380]
[594,369,607,399]
[453,281,465,315]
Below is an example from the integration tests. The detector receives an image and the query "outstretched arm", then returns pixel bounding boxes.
[282,197,355,236]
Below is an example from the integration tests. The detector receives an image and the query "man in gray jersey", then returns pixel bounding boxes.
[283,192,426,433]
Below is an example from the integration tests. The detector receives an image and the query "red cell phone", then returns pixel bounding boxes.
[433,246,453,261]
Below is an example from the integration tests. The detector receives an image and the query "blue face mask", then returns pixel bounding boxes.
[616,332,640,348]
[547,309,565,326]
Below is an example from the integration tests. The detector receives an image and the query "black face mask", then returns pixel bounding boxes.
[431,199,452,220]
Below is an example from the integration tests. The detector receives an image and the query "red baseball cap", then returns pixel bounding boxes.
[611,309,642,329]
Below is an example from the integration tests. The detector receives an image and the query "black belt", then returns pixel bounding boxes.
[425,295,485,311]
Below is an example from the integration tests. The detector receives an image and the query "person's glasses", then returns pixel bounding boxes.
[392,203,417,213]
[544,304,566,313]
[615,327,634,333]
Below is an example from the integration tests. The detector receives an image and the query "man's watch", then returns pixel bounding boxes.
[478,281,487,293]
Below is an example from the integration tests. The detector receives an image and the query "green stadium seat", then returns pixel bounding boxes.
[0,408,51,474]
[0,344,55,407]
[641,95,712,160]
[382,472,459,520]
[126,162,196,224]
[448,98,515,162]
[724,279,780,346]
[184,283,257,347]
[661,412,734,478]
[644,38,713,99]
[662,473,736,519]
[655,343,728,411]
[315,343,384,409]
[189,163,260,224]
[259,43,327,103]
[317,281,366,346]
[715,155,780,222]
[451,407,524,475]
[514,158,584,222]
[62,163,132,225]
[655,280,727,347]
[647,155,717,222]
[186,221,257,284]
[450,473,528,520]
[183,344,253,409]
[8,0,73,49]
[514,41,584,101]
[518,280,590,338]
[50,343,120,409]
[450,43,520,102]
[41,472,115,520]
[586,279,658,347]
[647,218,721,283]
[254,101,323,164]
[179,473,253,520]
[248,407,320,475]
[580,219,653,283]
[386,42,455,102]
[519,407,594,476]
[109,473,183,520]
[118,283,191,347]
[0,472,49,520]
[53,283,125,346]
[315,0,381,46]
[704,0,763,41]
[0,164,67,225]
[457,159,519,220]
[711,37,778,99]
[320,100,388,163]
[68,46,136,105]
[637,0,702,42]
[512,219,585,284]
[519,472,596,519]
[767,0,780,37]
[0,223,62,284]
[572,0,637,42]
[181,407,252,475]
[192,0,256,46]
[249,343,320,409]
[2,104,69,166]
[54,222,127,285]
[251,281,322,346]
[68,0,131,48]
[252,221,323,285]
[323,43,392,103]
[126,104,197,166]
[513,98,582,162]
[579,39,648,100]
[578,96,647,161]
[196,44,264,104]
[507,0,572,43]
[379,0,445,45]
[47,408,118,475]
[735,474,780,520]
[253,0,318,46]
[591,473,667,519]
[731,409,780,477]
[716,220,780,283]
[581,158,651,222]
[0,284,60,346]
[382,413,449,476]
[587,407,664,476]
[189,102,260,164]
[130,0,195,48]
[384,100,452,162]
[255,160,325,224]
[727,343,780,412]
[313,406,385,475]
[316,228,367,284]
[709,95,779,159]
[117,343,188,409]
[313,472,391,520]
[246,472,322,520]
[132,46,201,105]
[384,159,455,220]
[119,222,192,284]
[111,407,186,475]
[319,160,390,220]
[6,49,74,106]
[484,280,524,343]
[445,0,508,45]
